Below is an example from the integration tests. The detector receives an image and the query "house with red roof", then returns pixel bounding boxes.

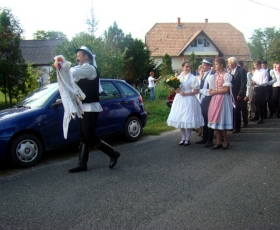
[145,18,252,71]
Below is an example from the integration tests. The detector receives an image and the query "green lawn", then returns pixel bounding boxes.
[0,91,17,110]
[142,97,174,136]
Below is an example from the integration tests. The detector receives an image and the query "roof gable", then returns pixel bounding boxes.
[145,22,251,61]
[20,39,64,65]
[177,29,223,56]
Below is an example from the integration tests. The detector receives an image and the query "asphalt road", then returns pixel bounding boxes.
[1,118,280,230]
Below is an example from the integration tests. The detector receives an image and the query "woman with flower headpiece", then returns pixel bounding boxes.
[167,61,204,146]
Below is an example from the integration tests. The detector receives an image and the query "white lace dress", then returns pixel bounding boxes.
[167,73,204,129]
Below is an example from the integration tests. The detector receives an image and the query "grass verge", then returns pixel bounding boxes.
[142,97,174,135]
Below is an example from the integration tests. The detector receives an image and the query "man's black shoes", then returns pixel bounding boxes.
[204,142,213,148]
[195,140,207,144]
[109,151,120,169]
[68,165,87,173]
[232,129,240,133]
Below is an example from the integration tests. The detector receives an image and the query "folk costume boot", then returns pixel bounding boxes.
[68,143,89,173]
[96,140,120,169]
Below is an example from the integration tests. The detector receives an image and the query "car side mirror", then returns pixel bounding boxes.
[50,99,63,109]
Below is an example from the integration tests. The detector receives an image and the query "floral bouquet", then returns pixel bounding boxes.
[54,55,71,71]
[164,76,181,89]
[54,55,86,101]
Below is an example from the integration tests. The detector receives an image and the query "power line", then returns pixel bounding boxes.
[249,0,280,11]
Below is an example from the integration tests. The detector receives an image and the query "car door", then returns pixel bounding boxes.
[43,94,79,148]
[97,80,129,136]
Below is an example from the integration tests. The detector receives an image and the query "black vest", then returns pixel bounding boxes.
[200,71,210,89]
[76,65,100,103]
[268,68,272,81]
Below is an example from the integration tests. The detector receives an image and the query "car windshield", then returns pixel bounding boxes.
[16,84,58,108]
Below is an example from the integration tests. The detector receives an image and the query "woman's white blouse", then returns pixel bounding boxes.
[208,72,232,90]
[178,73,200,92]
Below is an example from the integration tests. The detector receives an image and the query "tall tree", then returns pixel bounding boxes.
[248,27,280,62]
[33,30,67,40]
[189,51,197,75]
[267,37,280,63]
[0,7,26,105]
[86,6,98,37]
[54,22,158,87]
[55,31,127,79]
[106,24,160,85]
[103,22,125,47]
[160,53,173,77]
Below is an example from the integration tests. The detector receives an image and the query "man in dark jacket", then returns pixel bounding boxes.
[227,57,247,133]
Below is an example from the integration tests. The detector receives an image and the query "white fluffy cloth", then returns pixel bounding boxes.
[54,55,84,139]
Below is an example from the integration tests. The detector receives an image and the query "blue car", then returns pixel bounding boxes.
[0,79,147,167]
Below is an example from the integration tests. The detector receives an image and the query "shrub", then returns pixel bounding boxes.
[154,74,174,100]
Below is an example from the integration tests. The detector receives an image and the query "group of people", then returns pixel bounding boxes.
[167,57,279,150]
[58,44,279,172]
[248,60,280,121]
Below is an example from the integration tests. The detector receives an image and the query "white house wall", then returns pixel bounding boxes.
[153,57,183,72]
[184,35,218,56]
[172,57,184,71]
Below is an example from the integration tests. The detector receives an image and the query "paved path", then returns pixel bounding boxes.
[1,118,280,230]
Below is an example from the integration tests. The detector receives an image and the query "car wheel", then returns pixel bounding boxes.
[10,134,43,167]
[124,117,142,142]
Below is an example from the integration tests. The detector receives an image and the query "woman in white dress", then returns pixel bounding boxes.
[167,61,204,146]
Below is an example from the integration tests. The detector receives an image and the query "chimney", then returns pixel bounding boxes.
[205,18,208,23]
[177,17,182,29]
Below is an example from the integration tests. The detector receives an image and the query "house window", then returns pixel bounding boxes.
[191,40,197,47]
[197,39,203,45]
[204,39,210,47]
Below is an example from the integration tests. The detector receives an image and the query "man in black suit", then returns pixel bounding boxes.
[227,57,247,133]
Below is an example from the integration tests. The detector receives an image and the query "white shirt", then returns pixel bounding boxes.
[252,68,268,87]
[230,66,237,75]
[268,70,280,87]
[270,70,280,87]
[246,72,253,97]
[148,76,155,87]
[70,63,103,112]
[199,70,213,103]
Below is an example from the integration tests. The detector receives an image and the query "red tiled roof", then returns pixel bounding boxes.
[145,22,252,61]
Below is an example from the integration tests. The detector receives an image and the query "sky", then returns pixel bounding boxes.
[2,0,280,42]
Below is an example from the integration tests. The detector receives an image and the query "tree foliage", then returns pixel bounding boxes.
[267,38,280,63]
[0,8,160,104]
[0,7,27,105]
[189,51,197,75]
[160,53,173,77]
[248,27,280,64]
[55,31,127,79]
[54,22,159,87]
[33,30,67,40]
[86,7,98,37]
